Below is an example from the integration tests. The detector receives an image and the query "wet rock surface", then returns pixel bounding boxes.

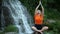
[5,32,18,34]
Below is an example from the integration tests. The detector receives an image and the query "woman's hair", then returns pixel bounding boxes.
[36,10,41,14]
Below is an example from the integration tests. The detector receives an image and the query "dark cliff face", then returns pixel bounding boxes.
[0,0,2,5]
[0,0,14,30]
[2,6,14,26]
[0,0,2,21]
[0,7,14,30]
[0,0,2,30]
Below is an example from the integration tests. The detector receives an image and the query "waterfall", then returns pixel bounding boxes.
[2,0,33,34]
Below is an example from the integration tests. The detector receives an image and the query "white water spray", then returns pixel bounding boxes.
[2,0,33,34]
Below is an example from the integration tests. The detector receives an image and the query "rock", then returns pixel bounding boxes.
[2,6,14,26]
[5,32,18,34]
[47,19,56,23]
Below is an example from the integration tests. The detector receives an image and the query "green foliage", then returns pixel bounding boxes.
[20,0,60,20]
[20,0,39,16]
[0,32,4,34]
[4,25,18,32]
[47,0,60,19]
[47,20,60,34]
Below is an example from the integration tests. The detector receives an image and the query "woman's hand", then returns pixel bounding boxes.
[39,1,41,5]
[37,30,43,34]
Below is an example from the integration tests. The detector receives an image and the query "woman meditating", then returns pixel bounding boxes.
[32,1,48,34]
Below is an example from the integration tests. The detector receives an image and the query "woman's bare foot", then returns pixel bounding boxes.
[37,30,43,34]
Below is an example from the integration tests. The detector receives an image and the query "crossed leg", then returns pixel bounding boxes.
[32,26,48,34]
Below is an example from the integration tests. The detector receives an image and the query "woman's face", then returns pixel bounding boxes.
[36,10,41,14]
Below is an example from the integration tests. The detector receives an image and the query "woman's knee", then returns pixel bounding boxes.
[43,26,48,30]
[32,26,35,29]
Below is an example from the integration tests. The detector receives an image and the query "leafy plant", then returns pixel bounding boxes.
[4,25,18,32]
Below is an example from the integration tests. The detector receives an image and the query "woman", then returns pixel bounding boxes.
[32,1,48,34]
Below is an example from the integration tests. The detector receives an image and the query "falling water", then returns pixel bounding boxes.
[2,0,33,34]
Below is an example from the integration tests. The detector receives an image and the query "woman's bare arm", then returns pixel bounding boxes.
[41,4,44,15]
[35,3,40,11]
[35,1,41,14]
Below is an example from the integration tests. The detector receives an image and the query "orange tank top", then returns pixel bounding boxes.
[34,14,43,25]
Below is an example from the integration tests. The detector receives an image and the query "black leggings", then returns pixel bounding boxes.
[34,24,45,30]
[33,24,47,34]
